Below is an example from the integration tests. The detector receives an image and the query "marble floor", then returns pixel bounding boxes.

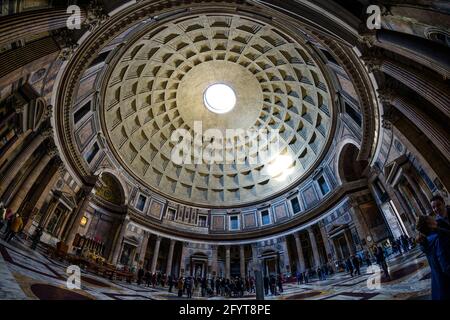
[0,235,431,300]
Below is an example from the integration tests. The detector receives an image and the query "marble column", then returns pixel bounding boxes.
[0,129,32,171]
[0,130,49,198]
[0,8,87,47]
[225,245,231,279]
[56,211,71,239]
[239,245,246,279]
[40,197,59,229]
[211,245,218,276]
[166,239,176,276]
[364,55,450,118]
[401,167,431,213]
[348,200,372,249]
[398,183,421,219]
[0,37,61,88]
[307,227,321,268]
[294,232,306,273]
[139,231,150,266]
[394,188,417,225]
[110,216,130,265]
[63,186,95,252]
[375,29,450,78]
[8,151,53,212]
[344,230,356,256]
[378,89,450,162]
[319,224,333,264]
[151,236,162,273]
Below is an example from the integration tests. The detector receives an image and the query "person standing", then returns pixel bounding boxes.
[185,276,193,298]
[416,215,450,300]
[31,227,43,250]
[431,195,450,229]
[177,277,184,297]
[375,246,391,281]
[352,255,361,276]
[0,203,6,232]
[168,274,173,292]
[263,275,269,295]
[4,213,23,243]
[346,257,354,277]
[277,274,283,293]
[137,267,145,285]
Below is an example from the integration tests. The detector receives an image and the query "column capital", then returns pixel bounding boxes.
[54,29,78,61]
[40,127,54,139]
[293,232,300,239]
[359,29,377,47]
[361,48,385,73]
[84,2,109,31]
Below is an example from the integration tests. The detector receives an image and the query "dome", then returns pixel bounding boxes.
[102,14,334,206]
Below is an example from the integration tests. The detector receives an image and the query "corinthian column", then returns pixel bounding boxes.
[294,232,306,273]
[307,227,321,268]
[225,245,231,279]
[0,128,51,198]
[110,216,130,265]
[363,54,450,117]
[166,239,176,276]
[151,236,162,273]
[0,8,87,48]
[378,87,450,162]
[63,185,95,253]
[240,245,246,279]
[7,147,55,212]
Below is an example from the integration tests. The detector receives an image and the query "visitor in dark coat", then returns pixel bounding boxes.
[417,215,450,300]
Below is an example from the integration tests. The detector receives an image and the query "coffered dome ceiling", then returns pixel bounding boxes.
[102,14,334,207]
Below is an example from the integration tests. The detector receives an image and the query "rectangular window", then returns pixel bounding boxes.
[74,101,91,124]
[261,210,271,225]
[229,216,239,230]
[166,208,176,220]
[198,215,207,227]
[318,176,330,195]
[85,142,99,163]
[88,50,111,67]
[290,197,301,214]
[345,102,362,126]
[136,195,147,211]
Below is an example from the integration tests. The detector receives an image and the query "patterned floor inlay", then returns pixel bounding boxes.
[0,236,432,300]
[30,284,93,300]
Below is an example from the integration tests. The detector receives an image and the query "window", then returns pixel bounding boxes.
[88,50,111,67]
[290,197,301,214]
[229,216,239,230]
[136,194,147,211]
[320,49,339,65]
[85,142,99,163]
[74,101,91,124]
[261,210,271,225]
[345,102,362,126]
[166,208,176,220]
[198,215,207,227]
[318,176,330,195]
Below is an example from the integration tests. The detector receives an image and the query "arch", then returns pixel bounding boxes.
[337,142,368,183]
[94,170,128,206]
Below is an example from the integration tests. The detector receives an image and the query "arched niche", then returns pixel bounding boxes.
[94,172,127,206]
[338,143,368,183]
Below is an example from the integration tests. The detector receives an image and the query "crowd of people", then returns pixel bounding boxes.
[135,269,257,298]
[1,193,449,300]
